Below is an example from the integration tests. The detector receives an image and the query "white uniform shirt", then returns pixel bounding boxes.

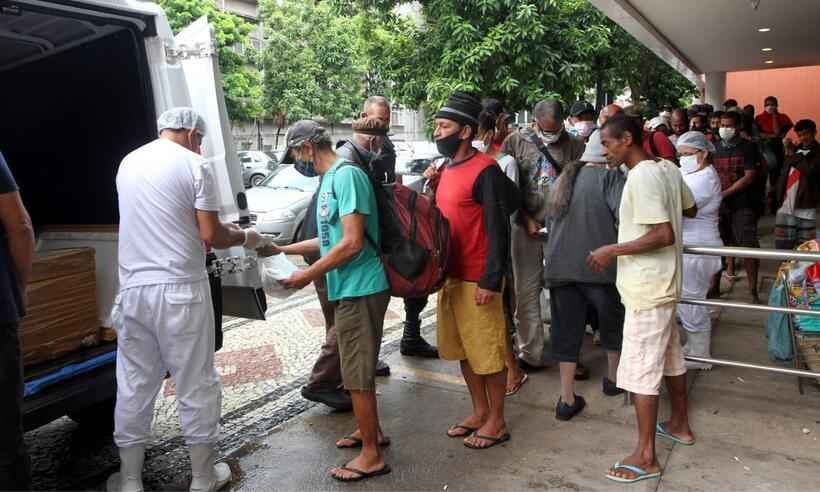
[117,139,220,289]
[681,165,722,246]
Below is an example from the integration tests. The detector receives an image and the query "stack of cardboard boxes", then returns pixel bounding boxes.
[20,248,100,367]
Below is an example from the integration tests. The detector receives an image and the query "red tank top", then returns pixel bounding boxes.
[435,151,497,282]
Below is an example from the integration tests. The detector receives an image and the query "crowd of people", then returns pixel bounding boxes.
[2,88,819,491]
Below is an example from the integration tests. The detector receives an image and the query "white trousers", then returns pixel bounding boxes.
[677,254,722,333]
[511,223,546,366]
[112,279,221,448]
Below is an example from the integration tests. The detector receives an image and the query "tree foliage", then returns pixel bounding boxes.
[159,0,262,123]
[342,0,696,116]
[258,0,365,134]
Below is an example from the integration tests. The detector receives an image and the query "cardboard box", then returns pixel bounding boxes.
[20,248,100,367]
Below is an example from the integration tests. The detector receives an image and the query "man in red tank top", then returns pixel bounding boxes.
[427,91,519,450]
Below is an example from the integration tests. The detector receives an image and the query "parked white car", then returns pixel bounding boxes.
[246,165,320,245]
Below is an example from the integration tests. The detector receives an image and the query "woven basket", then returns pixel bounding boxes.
[794,331,820,372]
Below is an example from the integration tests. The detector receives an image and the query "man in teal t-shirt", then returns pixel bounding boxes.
[273,119,392,482]
[317,159,389,300]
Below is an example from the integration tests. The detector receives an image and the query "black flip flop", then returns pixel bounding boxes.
[464,432,511,450]
[331,464,392,482]
[335,435,391,449]
[447,424,478,438]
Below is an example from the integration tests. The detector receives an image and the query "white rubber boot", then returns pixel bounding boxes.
[684,330,713,370]
[189,444,232,492]
[106,445,145,492]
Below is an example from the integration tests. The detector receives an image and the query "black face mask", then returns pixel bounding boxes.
[294,160,318,177]
[436,132,463,158]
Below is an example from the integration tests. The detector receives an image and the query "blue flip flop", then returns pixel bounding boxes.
[656,423,695,446]
[605,462,662,483]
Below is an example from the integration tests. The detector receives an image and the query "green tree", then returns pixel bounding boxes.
[345,0,695,118]
[258,0,366,146]
[350,0,610,116]
[158,0,263,123]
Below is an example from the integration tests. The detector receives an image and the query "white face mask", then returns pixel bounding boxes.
[679,154,701,174]
[573,121,596,138]
[539,127,563,145]
[719,127,736,141]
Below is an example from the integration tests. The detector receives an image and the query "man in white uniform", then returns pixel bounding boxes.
[108,108,270,492]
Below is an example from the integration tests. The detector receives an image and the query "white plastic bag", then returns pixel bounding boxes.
[259,253,300,300]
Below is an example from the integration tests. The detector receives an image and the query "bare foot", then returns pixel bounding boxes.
[330,452,386,480]
[447,415,486,437]
[335,428,388,448]
[506,371,528,396]
[659,420,695,443]
[606,454,661,481]
[464,420,508,449]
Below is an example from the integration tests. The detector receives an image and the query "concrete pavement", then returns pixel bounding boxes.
[229,267,820,491]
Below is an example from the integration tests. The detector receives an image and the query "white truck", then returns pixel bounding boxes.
[0,0,265,429]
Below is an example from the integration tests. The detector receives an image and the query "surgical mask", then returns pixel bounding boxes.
[719,128,736,141]
[294,160,318,177]
[766,105,777,114]
[435,132,463,158]
[573,121,596,138]
[679,154,700,174]
[539,127,563,145]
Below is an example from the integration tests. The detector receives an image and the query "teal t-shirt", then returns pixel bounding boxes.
[317,159,389,301]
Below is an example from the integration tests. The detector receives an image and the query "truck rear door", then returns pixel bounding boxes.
[172,16,265,320]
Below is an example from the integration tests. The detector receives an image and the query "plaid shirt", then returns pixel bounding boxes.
[713,138,758,210]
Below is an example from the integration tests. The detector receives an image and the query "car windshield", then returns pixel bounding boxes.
[261,165,319,192]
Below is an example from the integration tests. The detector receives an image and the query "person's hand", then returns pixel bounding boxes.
[474,287,496,306]
[243,228,273,250]
[256,243,282,257]
[281,269,313,290]
[423,164,440,181]
[587,245,616,273]
[525,215,543,239]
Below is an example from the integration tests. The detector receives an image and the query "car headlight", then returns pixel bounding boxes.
[263,209,296,223]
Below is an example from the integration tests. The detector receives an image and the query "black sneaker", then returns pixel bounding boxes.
[555,395,586,421]
[400,337,439,358]
[300,387,353,411]
[602,377,625,396]
[376,359,391,377]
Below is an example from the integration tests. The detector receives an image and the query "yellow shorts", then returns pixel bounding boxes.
[436,278,506,375]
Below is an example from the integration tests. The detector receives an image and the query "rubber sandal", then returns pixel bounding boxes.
[463,432,511,450]
[505,373,529,396]
[331,464,392,482]
[447,424,478,438]
[605,462,662,483]
[656,423,695,446]
[335,435,391,449]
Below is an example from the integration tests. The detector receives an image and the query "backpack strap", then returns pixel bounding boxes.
[327,161,383,252]
[527,130,562,171]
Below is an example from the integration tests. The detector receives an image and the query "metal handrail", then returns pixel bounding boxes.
[679,298,820,317]
[674,244,820,384]
[684,245,820,263]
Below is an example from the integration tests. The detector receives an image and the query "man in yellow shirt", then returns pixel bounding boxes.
[588,114,698,484]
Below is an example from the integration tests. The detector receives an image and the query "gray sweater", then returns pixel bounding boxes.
[544,165,625,285]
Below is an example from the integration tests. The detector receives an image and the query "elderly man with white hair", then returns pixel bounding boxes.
[108,107,271,492]
[675,131,723,370]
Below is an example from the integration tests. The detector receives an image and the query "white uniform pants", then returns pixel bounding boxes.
[677,254,722,333]
[112,279,221,448]
[511,223,546,366]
